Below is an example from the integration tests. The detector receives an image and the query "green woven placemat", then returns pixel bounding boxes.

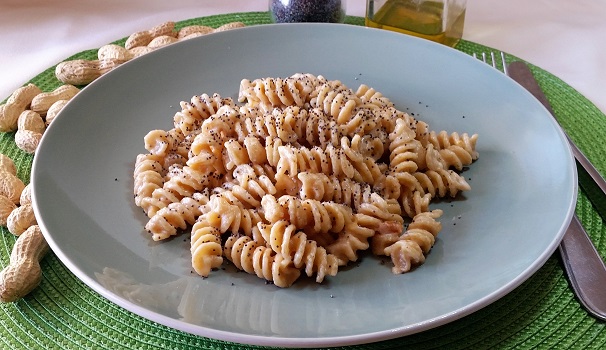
[1,12,605,350]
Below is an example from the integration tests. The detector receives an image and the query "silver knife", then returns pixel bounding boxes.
[508,61,606,321]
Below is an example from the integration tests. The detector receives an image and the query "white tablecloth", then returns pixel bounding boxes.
[1,0,605,115]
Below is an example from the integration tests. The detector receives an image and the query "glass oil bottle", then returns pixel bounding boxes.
[365,0,467,47]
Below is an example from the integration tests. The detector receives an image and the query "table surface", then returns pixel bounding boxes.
[1,0,606,116]
[1,2,606,349]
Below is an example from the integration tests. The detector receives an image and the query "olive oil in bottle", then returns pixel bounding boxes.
[365,0,466,47]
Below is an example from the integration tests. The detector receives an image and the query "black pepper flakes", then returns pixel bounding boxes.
[270,0,345,23]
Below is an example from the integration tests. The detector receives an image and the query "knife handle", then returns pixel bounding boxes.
[559,215,606,321]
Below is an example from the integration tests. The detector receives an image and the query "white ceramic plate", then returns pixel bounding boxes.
[32,24,576,348]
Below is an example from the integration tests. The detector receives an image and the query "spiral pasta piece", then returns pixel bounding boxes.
[294,107,342,148]
[404,116,478,171]
[438,147,472,171]
[187,135,225,174]
[175,129,200,158]
[232,106,299,144]
[296,172,401,215]
[370,220,406,256]
[198,104,242,145]
[141,164,221,217]
[405,209,443,253]
[326,221,375,265]
[237,104,266,121]
[346,133,385,161]
[205,189,267,244]
[261,194,353,235]
[174,93,235,135]
[399,190,432,218]
[204,191,265,236]
[372,173,401,200]
[223,235,301,288]
[276,142,382,184]
[396,168,471,200]
[310,80,360,124]
[264,137,284,167]
[222,162,276,185]
[364,106,403,139]
[231,105,350,151]
[339,108,382,139]
[324,191,403,264]
[297,172,370,210]
[388,118,421,174]
[396,111,429,142]
[145,190,211,241]
[162,152,187,178]
[133,153,164,208]
[355,84,394,109]
[144,129,182,157]
[428,130,479,158]
[218,183,262,209]
[162,165,217,198]
[231,163,276,197]
[238,74,317,108]
[423,143,449,172]
[222,137,263,170]
[355,192,404,231]
[190,216,223,277]
[218,163,278,210]
[164,164,183,182]
[384,209,443,274]
[278,105,361,148]
[397,112,462,172]
[257,220,339,283]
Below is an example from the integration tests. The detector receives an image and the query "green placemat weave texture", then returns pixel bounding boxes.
[1,12,605,350]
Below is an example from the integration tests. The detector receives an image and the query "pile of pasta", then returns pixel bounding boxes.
[133,73,478,287]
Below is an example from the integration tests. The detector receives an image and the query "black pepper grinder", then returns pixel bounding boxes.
[269,0,347,23]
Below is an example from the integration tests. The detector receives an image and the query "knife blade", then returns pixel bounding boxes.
[508,61,606,321]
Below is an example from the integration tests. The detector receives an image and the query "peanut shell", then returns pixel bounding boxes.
[19,183,31,206]
[0,154,16,175]
[6,203,37,236]
[15,129,42,154]
[0,195,17,226]
[17,110,45,134]
[0,225,49,302]
[0,171,24,204]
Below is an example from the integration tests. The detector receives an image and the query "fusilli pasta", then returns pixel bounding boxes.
[145,189,211,240]
[191,216,224,277]
[133,153,164,209]
[174,93,235,136]
[223,234,301,288]
[261,194,352,235]
[276,142,383,184]
[257,220,339,283]
[238,74,319,108]
[383,209,443,274]
[204,191,265,236]
[355,84,394,108]
[133,73,479,287]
